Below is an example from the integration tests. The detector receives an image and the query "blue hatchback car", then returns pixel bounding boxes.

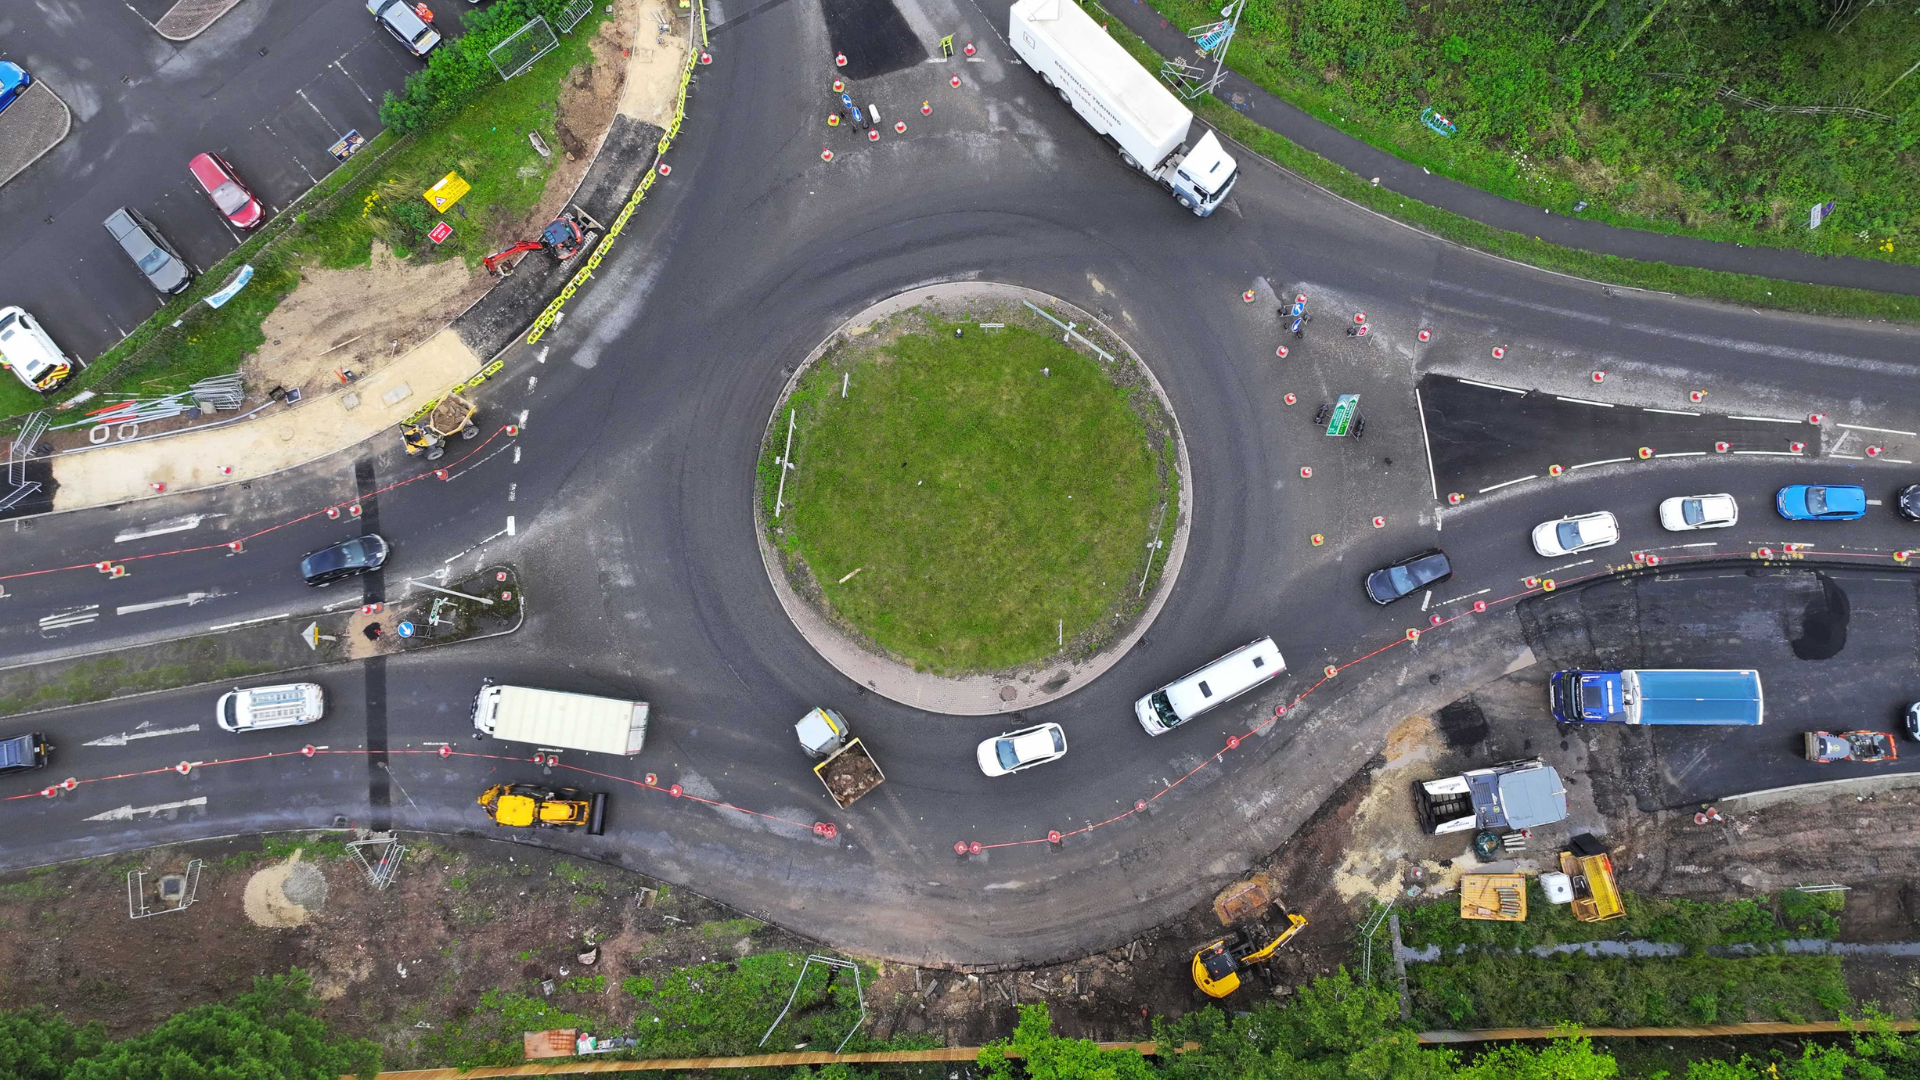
[1777,484,1867,520]
[0,62,31,115]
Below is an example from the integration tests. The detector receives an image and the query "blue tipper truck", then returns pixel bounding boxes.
[1550,668,1764,725]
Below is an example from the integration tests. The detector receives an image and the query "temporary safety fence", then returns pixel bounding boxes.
[524,0,709,345]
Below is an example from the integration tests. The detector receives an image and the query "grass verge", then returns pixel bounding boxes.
[0,6,611,425]
[1091,8,1920,325]
[1408,952,1852,1028]
[770,311,1170,675]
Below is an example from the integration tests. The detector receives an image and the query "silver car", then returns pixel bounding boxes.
[368,0,441,56]
[103,207,191,295]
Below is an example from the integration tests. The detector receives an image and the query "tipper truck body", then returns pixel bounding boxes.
[1008,0,1237,216]
[471,681,650,755]
[1549,668,1763,725]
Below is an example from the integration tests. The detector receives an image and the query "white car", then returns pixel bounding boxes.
[1531,511,1620,558]
[976,722,1068,777]
[1658,494,1738,532]
[217,683,325,732]
[0,306,74,392]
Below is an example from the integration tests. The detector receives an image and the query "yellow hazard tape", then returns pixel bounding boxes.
[526,0,707,346]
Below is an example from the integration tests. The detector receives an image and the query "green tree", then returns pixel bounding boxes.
[1453,1033,1618,1080]
[62,970,378,1080]
[0,1007,104,1080]
[979,1004,1158,1080]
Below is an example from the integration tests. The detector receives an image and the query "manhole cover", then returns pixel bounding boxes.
[998,685,1018,702]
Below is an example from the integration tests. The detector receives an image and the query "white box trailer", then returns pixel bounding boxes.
[472,681,649,756]
[1009,0,1237,216]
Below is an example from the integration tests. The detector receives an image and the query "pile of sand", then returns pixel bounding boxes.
[242,851,329,928]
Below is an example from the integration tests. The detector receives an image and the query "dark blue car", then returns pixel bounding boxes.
[1776,484,1866,521]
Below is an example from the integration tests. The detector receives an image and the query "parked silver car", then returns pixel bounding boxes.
[103,207,191,295]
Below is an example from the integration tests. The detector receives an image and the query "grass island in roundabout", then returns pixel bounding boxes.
[758,286,1187,712]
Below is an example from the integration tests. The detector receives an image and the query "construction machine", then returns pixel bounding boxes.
[477,783,607,835]
[1191,910,1308,998]
[481,206,603,276]
[400,391,477,460]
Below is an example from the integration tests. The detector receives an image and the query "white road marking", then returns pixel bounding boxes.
[84,723,201,747]
[535,347,549,364]
[1570,458,1630,470]
[1836,423,1918,437]
[332,59,375,104]
[517,409,529,425]
[320,596,362,611]
[1830,453,1865,460]
[116,591,219,616]
[1659,451,1707,458]
[508,483,517,503]
[506,515,516,537]
[1546,558,1594,575]
[1420,590,1432,611]
[1556,396,1614,407]
[1414,386,1438,501]
[1436,587,1490,607]
[207,612,291,631]
[527,376,538,392]
[1726,415,1803,425]
[39,605,100,631]
[1867,499,1884,506]
[512,445,522,464]
[1478,475,1537,493]
[115,514,215,543]
[1734,450,1804,457]
[1677,542,1716,548]
[1641,408,1699,417]
[294,88,336,128]
[1886,458,1916,464]
[1455,377,1526,395]
[85,797,208,822]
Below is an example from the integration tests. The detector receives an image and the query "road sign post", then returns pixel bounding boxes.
[1324,394,1359,437]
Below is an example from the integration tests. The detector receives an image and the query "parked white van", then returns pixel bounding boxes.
[0,306,74,392]
[1135,637,1285,736]
[217,683,325,732]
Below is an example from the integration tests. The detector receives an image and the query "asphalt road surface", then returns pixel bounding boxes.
[0,0,425,359]
[1,0,1919,967]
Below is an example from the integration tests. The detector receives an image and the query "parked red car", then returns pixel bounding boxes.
[187,152,263,229]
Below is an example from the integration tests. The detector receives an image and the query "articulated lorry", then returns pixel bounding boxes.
[471,681,650,755]
[1008,0,1237,216]
[1549,668,1763,726]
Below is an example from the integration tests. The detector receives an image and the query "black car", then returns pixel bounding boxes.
[1364,548,1453,605]
[0,732,49,774]
[299,533,390,586]
[1899,484,1920,522]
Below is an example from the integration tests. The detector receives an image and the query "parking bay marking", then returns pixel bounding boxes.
[85,797,208,822]
[84,723,202,748]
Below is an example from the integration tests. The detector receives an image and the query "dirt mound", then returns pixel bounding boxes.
[242,853,327,928]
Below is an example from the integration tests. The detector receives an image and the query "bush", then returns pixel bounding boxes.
[1406,954,1851,1029]
[379,0,585,134]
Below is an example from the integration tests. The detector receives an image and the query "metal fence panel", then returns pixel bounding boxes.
[557,0,596,33]
[489,16,561,81]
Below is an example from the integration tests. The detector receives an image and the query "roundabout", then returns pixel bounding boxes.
[0,0,1918,978]
[756,283,1190,713]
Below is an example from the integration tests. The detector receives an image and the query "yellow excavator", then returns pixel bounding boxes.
[477,783,607,835]
[1191,911,1308,998]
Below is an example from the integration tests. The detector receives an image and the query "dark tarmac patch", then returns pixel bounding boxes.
[1418,374,1819,496]
[819,0,924,79]
[1435,698,1490,750]
[1790,572,1850,660]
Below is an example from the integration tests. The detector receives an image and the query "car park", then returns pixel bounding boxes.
[0,732,49,774]
[217,683,326,731]
[103,207,192,295]
[0,62,31,115]
[1364,548,1452,605]
[0,306,73,392]
[1898,484,1920,522]
[187,152,264,229]
[299,533,390,585]
[976,722,1068,776]
[1776,484,1866,521]
[367,0,442,57]
[1531,511,1619,558]
[1658,494,1738,532]
[1135,636,1286,736]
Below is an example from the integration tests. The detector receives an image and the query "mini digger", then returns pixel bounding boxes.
[1191,910,1308,998]
[477,783,607,835]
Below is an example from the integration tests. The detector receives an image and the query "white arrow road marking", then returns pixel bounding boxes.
[116,590,222,616]
[114,514,220,543]
[39,605,100,632]
[85,797,208,822]
[84,723,201,747]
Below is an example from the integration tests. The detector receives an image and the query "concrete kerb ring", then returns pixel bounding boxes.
[751,282,1193,716]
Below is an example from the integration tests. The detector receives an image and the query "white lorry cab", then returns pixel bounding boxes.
[217,683,326,732]
[471,681,649,755]
[1009,0,1238,216]
[1135,636,1284,735]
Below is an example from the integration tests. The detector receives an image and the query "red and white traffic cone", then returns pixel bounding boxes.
[821,148,834,162]
[1491,346,1506,359]
[950,75,961,88]
[921,100,931,115]
[835,52,847,67]
[1417,329,1430,342]
[894,120,905,134]
[964,40,976,56]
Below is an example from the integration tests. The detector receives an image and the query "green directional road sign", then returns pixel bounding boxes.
[1325,394,1359,437]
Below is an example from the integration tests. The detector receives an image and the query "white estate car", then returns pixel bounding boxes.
[976,722,1068,777]
[1531,511,1620,558]
[1659,494,1739,531]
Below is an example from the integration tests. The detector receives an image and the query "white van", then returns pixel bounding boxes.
[1135,637,1285,736]
[217,683,325,732]
[0,306,74,392]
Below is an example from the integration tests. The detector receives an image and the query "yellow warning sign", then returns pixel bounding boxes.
[423,171,471,212]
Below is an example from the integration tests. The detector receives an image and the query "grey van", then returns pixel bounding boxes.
[103,207,192,295]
